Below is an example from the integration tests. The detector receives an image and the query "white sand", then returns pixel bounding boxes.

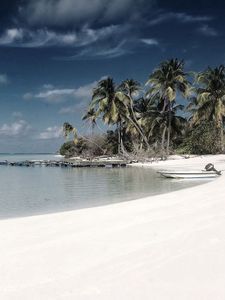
[0,155,225,299]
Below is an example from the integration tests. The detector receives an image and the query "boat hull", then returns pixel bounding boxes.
[158,171,219,179]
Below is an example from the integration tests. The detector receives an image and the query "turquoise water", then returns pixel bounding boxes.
[0,154,205,219]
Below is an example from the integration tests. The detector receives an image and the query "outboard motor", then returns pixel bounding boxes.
[205,163,221,175]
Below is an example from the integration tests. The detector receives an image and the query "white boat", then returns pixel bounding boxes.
[158,170,220,179]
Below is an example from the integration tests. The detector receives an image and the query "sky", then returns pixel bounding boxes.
[0,0,225,153]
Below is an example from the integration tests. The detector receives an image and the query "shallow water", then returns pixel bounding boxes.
[0,154,208,219]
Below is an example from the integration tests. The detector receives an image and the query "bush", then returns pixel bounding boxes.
[103,130,119,154]
[59,135,107,158]
[83,135,106,157]
[179,121,221,154]
[59,138,88,157]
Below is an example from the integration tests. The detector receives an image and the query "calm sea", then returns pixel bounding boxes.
[0,154,206,219]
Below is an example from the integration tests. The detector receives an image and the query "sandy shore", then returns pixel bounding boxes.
[0,155,225,299]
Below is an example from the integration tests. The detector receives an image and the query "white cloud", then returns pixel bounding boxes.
[24,89,75,103]
[0,120,31,137]
[73,82,97,99]
[0,2,151,59]
[0,28,77,47]
[59,101,88,114]
[0,74,9,85]
[38,126,63,140]
[0,28,24,45]
[149,12,212,26]
[22,0,149,27]
[197,24,218,37]
[35,89,76,103]
[59,105,78,114]
[141,38,159,46]
[0,25,120,48]
[92,42,129,58]
[24,79,101,104]
[67,41,129,60]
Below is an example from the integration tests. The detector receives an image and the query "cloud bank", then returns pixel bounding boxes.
[24,79,101,104]
[21,0,149,27]
[197,24,218,37]
[0,0,217,60]
[38,126,63,140]
[0,120,31,137]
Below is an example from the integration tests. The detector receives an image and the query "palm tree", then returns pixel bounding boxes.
[118,79,150,149]
[82,108,97,135]
[140,100,167,153]
[137,96,186,155]
[146,58,190,155]
[166,105,187,147]
[63,122,78,143]
[63,122,105,153]
[90,77,129,154]
[193,65,225,152]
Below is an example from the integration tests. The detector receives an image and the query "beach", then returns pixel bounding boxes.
[0,155,225,299]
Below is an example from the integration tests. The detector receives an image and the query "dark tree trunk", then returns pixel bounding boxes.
[117,123,121,154]
[127,116,150,150]
[120,124,125,154]
[220,119,224,152]
[166,103,172,156]
[127,92,151,150]
[139,138,143,151]
[161,126,167,157]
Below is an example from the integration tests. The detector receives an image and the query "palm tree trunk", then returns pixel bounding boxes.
[166,104,172,156]
[128,93,150,149]
[121,136,125,154]
[120,123,126,155]
[220,119,224,152]
[139,138,143,150]
[79,134,105,153]
[127,116,150,150]
[161,126,167,156]
[117,123,121,154]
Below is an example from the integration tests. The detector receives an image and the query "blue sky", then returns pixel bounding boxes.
[0,0,225,153]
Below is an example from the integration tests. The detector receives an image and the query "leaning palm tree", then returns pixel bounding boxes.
[63,122,78,144]
[82,108,97,135]
[82,108,106,135]
[89,77,129,154]
[118,79,150,149]
[63,122,105,153]
[140,101,167,153]
[134,97,160,150]
[193,65,225,152]
[148,104,186,154]
[146,58,190,155]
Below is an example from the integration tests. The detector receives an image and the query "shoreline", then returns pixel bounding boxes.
[1,155,225,299]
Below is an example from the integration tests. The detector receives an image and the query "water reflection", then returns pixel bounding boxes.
[0,164,208,219]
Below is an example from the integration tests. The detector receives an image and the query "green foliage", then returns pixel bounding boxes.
[146,58,190,154]
[180,122,221,154]
[84,135,107,156]
[90,77,129,125]
[190,65,225,152]
[104,131,118,154]
[60,135,108,158]
[60,61,225,157]
[59,139,88,157]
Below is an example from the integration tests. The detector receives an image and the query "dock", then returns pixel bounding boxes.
[0,160,129,168]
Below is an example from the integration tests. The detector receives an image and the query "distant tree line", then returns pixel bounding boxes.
[60,59,225,158]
